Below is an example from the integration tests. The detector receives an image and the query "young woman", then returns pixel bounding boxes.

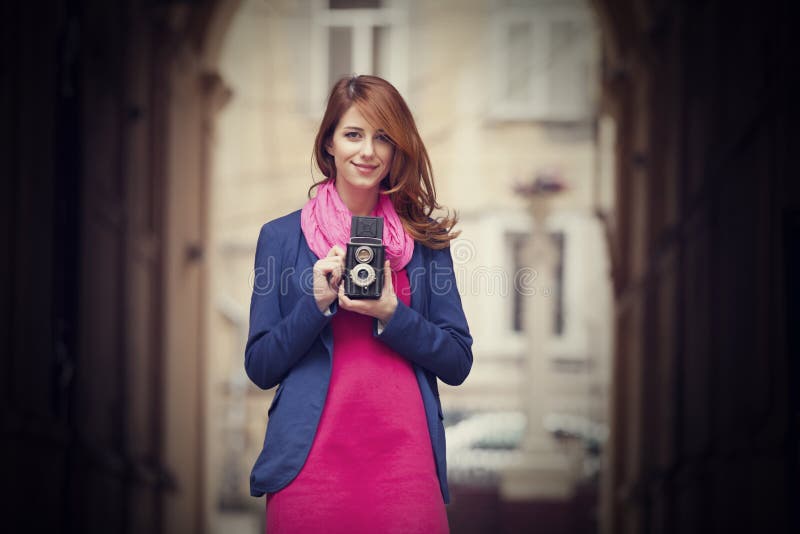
[244,75,472,533]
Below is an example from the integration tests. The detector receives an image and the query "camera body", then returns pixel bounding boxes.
[344,216,384,299]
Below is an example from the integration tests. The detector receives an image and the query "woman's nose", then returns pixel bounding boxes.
[360,138,374,158]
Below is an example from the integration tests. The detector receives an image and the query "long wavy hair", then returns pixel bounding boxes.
[310,75,459,249]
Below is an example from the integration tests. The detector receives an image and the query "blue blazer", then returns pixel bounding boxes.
[245,210,473,504]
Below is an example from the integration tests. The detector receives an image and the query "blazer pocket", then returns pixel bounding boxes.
[267,383,284,416]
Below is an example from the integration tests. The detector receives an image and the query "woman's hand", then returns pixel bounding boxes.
[313,245,346,313]
[338,260,398,324]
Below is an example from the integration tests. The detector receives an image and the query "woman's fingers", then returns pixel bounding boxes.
[329,262,342,288]
[382,260,393,293]
[316,246,345,281]
[327,245,345,258]
[337,283,353,308]
[336,265,397,323]
[314,257,345,293]
[316,257,344,276]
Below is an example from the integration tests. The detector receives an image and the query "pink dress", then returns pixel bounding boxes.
[265,269,449,534]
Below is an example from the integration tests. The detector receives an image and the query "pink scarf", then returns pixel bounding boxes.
[301,180,414,271]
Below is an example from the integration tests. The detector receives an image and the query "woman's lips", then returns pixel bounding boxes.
[352,162,379,175]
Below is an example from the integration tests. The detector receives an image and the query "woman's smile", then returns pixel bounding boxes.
[352,161,380,175]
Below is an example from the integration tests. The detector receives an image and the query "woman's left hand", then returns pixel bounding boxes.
[337,260,398,324]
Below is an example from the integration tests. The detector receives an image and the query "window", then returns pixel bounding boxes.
[489,0,596,121]
[310,0,408,113]
[508,232,530,333]
[550,230,566,336]
[508,229,566,336]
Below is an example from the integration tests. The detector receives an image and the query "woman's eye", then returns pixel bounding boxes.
[376,134,391,143]
[344,132,360,139]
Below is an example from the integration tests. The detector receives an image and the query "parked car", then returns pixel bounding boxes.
[445,411,527,487]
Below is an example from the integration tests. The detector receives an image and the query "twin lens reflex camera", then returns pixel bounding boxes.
[343,215,384,299]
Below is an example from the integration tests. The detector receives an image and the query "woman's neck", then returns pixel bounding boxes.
[335,181,379,216]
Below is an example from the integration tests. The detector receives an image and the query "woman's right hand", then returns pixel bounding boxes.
[313,245,346,312]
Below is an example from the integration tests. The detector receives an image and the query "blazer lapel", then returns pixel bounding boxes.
[296,225,335,357]
[406,242,424,314]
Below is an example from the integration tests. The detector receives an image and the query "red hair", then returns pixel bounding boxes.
[311,75,459,249]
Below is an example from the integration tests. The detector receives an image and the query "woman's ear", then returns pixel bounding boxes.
[325,142,334,157]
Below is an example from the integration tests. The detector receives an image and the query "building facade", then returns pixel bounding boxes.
[4,0,795,532]
[207,0,610,531]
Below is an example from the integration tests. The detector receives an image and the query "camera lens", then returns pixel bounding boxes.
[350,264,376,288]
[355,246,373,263]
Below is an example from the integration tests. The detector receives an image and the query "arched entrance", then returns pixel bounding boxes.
[144,2,243,533]
[3,1,796,533]
[590,1,798,533]
[172,2,800,531]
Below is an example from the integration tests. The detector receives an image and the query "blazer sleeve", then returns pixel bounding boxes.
[244,222,333,390]
[376,245,473,386]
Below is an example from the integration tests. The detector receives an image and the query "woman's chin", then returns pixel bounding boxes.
[341,176,383,191]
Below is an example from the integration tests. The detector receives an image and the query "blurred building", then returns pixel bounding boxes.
[2,0,797,533]
[207,0,609,531]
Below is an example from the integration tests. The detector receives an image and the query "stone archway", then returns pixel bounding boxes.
[588,1,798,533]
[7,1,787,532]
[149,2,242,533]
[1,1,245,532]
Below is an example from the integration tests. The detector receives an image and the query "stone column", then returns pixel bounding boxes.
[500,193,575,517]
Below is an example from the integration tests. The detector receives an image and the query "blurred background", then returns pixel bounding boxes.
[1,0,798,533]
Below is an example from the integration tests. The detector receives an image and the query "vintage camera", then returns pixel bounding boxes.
[344,215,384,299]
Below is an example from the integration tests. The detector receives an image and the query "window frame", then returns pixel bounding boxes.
[488,0,596,122]
[309,0,409,115]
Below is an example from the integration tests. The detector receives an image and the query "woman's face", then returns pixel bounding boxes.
[326,105,394,196]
